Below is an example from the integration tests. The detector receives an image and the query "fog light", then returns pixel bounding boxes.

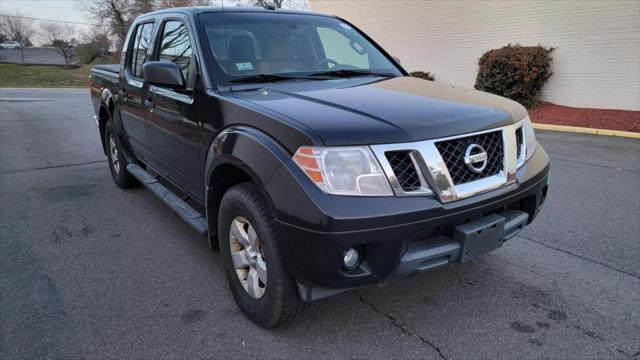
[343,248,360,269]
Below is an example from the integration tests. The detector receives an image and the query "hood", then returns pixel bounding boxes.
[232,76,527,146]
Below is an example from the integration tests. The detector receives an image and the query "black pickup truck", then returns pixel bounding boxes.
[89,6,549,327]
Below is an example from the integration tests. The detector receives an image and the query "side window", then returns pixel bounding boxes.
[316,27,368,69]
[158,20,193,83]
[129,23,154,79]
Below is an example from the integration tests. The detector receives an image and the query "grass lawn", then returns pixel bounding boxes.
[0,62,110,88]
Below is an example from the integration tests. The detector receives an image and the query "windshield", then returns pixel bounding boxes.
[198,12,403,84]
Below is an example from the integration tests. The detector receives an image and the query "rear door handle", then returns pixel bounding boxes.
[120,88,128,103]
[144,97,155,109]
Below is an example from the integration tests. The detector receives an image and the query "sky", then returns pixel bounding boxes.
[0,0,309,45]
[1,0,102,44]
[0,0,309,23]
[1,0,89,25]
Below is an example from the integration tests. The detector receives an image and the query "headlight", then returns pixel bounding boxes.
[293,146,393,196]
[517,116,537,167]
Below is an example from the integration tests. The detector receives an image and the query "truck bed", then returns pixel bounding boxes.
[92,64,120,74]
[89,64,120,118]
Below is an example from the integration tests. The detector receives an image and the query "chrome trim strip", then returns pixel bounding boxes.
[503,126,518,183]
[149,85,194,105]
[370,124,520,203]
[127,79,143,88]
[369,145,433,197]
[413,141,456,202]
[515,122,527,169]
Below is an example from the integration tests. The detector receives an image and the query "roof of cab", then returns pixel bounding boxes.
[138,6,334,19]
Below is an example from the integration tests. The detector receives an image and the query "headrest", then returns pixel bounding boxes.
[228,35,256,62]
[265,38,291,62]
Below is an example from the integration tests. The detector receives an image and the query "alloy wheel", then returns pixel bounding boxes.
[229,216,267,299]
[109,134,120,175]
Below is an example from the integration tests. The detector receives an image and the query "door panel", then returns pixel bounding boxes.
[147,87,201,195]
[120,80,147,154]
[146,19,203,199]
[119,22,154,156]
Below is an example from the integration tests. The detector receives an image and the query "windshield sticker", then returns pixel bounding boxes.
[339,23,353,30]
[235,62,254,71]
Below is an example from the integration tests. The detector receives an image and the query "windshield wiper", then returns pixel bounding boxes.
[308,69,397,78]
[228,70,396,85]
[229,73,324,84]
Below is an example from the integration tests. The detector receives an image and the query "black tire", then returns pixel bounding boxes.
[218,182,309,328]
[104,120,138,189]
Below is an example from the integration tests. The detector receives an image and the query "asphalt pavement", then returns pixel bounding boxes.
[1,88,639,359]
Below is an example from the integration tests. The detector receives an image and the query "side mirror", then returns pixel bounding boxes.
[392,56,401,65]
[143,61,185,89]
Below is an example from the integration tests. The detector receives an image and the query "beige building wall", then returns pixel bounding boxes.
[311,0,640,111]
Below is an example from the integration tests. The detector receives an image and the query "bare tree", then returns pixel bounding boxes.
[79,0,138,51]
[280,0,308,10]
[0,11,37,64]
[77,27,113,63]
[0,11,36,46]
[230,0,308,9]
[88,29,112,58]
[232,0,283,8]
[156,0,212,8]
[41,23,79,66]
[79,0,213,53]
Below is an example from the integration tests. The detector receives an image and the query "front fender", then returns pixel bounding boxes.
[204,126,295,245]
[204,126,294,189]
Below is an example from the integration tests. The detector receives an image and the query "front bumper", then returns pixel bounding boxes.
[266,145,550,299]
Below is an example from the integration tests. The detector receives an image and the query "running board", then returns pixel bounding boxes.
[126,164,207,236]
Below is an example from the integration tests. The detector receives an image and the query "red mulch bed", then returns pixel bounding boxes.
[529,102,640,133]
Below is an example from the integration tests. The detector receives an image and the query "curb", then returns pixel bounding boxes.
[533,123,640,139]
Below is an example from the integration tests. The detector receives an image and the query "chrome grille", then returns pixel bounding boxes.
[370,124,519,203]
[434,131,503,185]
[385,151,421,192]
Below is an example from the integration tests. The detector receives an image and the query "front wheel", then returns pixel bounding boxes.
[218,182,308,328]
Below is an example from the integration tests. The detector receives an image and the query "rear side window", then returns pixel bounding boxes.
[158,20,193,83]
[129,22,154,79]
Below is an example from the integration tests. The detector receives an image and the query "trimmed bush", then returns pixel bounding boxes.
[475,44,554,108]
[410,71,435,81]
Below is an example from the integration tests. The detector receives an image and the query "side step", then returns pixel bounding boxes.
[126,164,208,236]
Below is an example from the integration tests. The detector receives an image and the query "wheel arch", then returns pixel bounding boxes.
[97,88,117,154]
[204,126,292,250]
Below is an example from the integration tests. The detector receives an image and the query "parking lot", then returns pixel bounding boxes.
[1,88,638,359]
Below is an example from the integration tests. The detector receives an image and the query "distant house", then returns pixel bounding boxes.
[311,0,640,111]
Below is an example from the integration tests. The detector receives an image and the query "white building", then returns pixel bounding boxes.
[311,0,640,111]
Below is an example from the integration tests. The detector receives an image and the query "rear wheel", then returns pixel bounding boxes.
[104,120,138,189]
[219,182,308,328]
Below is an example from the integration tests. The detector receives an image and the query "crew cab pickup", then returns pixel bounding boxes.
[89,6,549,328]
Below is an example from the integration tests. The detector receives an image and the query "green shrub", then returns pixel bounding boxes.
[475,44,554,108]
[410,71,435,81]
